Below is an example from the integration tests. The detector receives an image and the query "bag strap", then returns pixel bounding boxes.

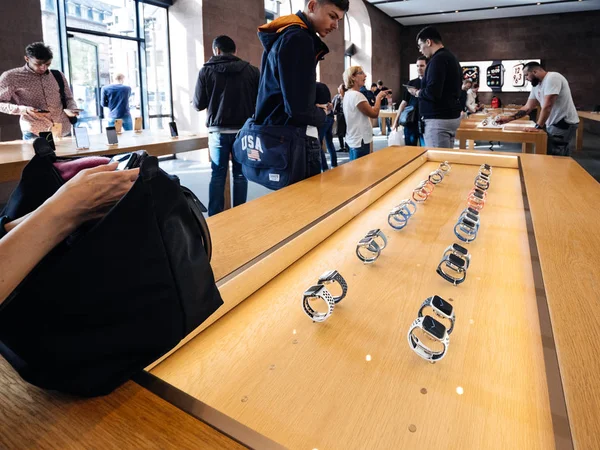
[51,70,68,110]
[181,186,212,261]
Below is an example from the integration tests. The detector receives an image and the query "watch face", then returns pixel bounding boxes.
[453,243,468,255]
[462,66,480,85]
[466,213,479,222]
[423,315,446,340]
[463,218,476,228]
[467,207,479,216]
[304,285,323,297]
[512,63,525,87]
[448,253,466,268]
[473,190,484,199]
[432,295,453,316]
[366,229,381,237]
[358,237,373,246]
[482,164,491,170]
[486,64,504,88]
[319,270,336,282]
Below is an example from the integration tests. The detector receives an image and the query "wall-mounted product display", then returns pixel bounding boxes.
[410,59,541,93]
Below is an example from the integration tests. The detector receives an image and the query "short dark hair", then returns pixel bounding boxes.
[377,80,383,86]
[307,0,350,12]
[417,56,428,63]
[371,83,378,88]
[473,82,479,89]
[212,35,236,54]
[25,42,53,61]
[523,61,544,71]
[416,26,443,44]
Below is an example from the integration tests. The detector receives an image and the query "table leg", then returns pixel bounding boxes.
[381,119,387,136]
[577,120,584,152]
[467,139,475,149]
[224,164,232,210]
[459,137,466,149]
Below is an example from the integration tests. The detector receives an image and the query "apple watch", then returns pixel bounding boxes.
[407,315,450,363]
[442,243,471,269]
[429,169,444,185]
[398,198,417,216]
[474,174,490,191]
[458,209,480,231]
[479,164,492,177]
[486,61,505,93]
[356,235,382,263]
[439,161,451,174]
[469,187,487,201]
[412,184,430,203]
[302,284,335,322]
[418,295,455,335]
[388,205,412,230]
[454,217,479,243]
[317,270,348,304]
[466,189,485,212]
[436,252,467,285]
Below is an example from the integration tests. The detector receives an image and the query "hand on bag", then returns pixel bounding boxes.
[46,163,139,224]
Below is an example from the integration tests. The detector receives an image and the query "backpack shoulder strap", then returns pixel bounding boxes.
[51,70,68,109]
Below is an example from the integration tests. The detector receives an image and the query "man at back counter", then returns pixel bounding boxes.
[0,42,79,140]
[496,61,579,156]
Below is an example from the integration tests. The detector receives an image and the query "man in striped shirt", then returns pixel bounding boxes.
[0,42,79,140]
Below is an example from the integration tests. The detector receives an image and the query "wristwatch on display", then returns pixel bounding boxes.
[356,235,382,263]
[474,173,490,191]
[458,210,480,231]
[454,217,479,243]
[428,169,445,185]
[407,315,450,363]
[317,270,348,304]
[365,228,387,250]
[466,189,486,212]
[480,164,492,177]
[437,252,468,285]
[486,60,505,93]
[442,243,471,270]
[439,161,452,174]
[512,63,525,88]
[418,295,456,335]
[469,187,487,201]
[302,284,336,322]
[388,205,411,230]
[398,198,417,216]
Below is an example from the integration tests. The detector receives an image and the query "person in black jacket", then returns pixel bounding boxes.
[254,0,349,180]
[408,26,462,149]
[193,35,260,216]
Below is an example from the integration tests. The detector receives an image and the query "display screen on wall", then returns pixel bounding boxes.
[409,59,541,93]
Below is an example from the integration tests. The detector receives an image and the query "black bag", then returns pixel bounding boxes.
[51,69,77,125]
[399,105,417,126]
[233,117,306,190]
[0,145,223,397]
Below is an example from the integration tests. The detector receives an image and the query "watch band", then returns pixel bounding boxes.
[442,243,471,269]
[364,228,387,250]
[417,295,456,335]
[474,174,490,191]
[439,161,451,174]
[388,206,411,230]
[317,270,348,304]
[407,316,450,363]
[479,164,492,177]
[356,237,382,264]
[454,217,479,243]
[302,285,336,322]
[436,253,468,285]
[428,169,444,185]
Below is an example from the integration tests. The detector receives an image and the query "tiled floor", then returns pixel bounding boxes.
[160,129,600,214]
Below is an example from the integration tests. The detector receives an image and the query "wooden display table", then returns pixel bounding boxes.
[576,111,600,151]
[457,119,547,153]
[0,130,209,183]
[379,109,397,135]
[142,146,598,449]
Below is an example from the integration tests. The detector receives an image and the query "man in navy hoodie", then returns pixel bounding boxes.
[254,0,349,180]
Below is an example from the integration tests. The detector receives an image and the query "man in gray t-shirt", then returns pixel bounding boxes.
[497,61,579,156]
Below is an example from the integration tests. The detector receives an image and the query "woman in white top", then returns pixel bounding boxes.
[465,82,482,114]
[342,66,390,160]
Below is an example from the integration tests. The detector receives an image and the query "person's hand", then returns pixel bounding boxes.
[407,87,419,97]
[494,116,511,125]
[45,163,139,225]
[376,89,390,101]
[64,109,80,118]
[523,127,540,132]
[316,103,329,112]
[22,107,50,119]
[326,102,333,113]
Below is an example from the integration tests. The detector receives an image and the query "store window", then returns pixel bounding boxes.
[40,0,62,70]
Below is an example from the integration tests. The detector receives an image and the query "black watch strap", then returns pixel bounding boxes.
[0,215,11,239]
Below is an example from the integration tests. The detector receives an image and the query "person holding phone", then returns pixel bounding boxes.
[0,42,80,140]
[393,56,427,146]
[342,66,390,160]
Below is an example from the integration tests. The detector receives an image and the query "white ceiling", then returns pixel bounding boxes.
[367,0,600,25]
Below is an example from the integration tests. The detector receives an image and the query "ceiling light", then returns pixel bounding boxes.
[494,6,498,8]
[537,2,541,4]
[455,10,459,12]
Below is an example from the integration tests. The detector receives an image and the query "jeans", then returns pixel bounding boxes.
[423,118,462,149]
[349,141,371,160]
[404,125,424,147]
[378,118,392,135]
[108,114,133,131]
[208,132,248,216]
[546,122,578,156]
[319,115,337,168]
[306,136,323,178]
[23,131,71,140]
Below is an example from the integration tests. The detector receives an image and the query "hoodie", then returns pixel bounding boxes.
[193,54,260,131]
[254,12,329,130]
